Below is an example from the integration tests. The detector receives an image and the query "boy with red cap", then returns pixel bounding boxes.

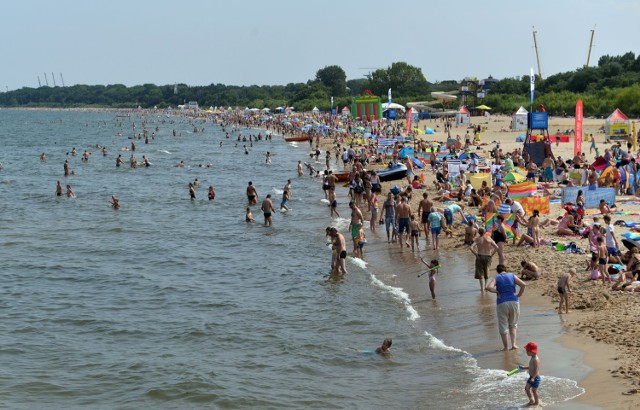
[520,342,541,406]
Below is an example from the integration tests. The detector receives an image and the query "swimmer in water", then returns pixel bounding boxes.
[375,339,392,355]
[55,181,63,196]
[208,186,216,201]
[40,152,47,162]
[111,195,120,209]
[66,184,75,198]
[189,182,196,200]
[246,207,254,222]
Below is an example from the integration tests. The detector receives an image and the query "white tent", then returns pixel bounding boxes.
[311,106,320,112]
[381,102,406,112]
[455,106,470,126]
[511,106,528,131]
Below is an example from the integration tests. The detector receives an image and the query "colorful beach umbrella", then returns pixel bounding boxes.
[503,171,526,182]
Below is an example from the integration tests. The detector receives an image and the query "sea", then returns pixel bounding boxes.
[0,109,589,409]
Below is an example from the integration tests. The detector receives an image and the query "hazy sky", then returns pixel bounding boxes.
[3,0,640,91]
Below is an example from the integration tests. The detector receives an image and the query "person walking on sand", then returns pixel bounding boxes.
[485,264,526,351]
[470,228,499,292]
[261,194,275,226]
[557,268,576,314]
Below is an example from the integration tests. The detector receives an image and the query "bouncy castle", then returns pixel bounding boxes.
[351,90,382,120]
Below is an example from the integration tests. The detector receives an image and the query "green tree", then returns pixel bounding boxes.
[365,62,428,97]
[315,65,347,97]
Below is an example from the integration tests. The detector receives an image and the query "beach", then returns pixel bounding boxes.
[321,112,640,408]
[1,108,639,408]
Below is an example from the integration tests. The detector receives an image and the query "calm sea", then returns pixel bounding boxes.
[0,110,584,409]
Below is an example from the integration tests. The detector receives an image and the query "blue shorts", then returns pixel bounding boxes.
[398,217,410,234]
[444,209,453,226]
[527,375,541,389]
[607,247,621,256]
[431,226,441,235]
[385,217,396,232]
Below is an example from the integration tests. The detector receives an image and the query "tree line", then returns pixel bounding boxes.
[2,52,640,116]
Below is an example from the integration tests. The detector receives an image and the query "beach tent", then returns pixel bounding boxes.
[382,102,406,112]
[455,106,471,126]
[311,106,320,114]
[425,127,435,134]
[469,173,492,190]
[341,106,351,115]
[604,108,630,138]
[511,106,528,131]
[515,134,526,142]
[591,156,610,171]
[458,151,480,160]
[503,170,526,182]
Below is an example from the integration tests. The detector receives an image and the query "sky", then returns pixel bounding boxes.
[3,0,640,91]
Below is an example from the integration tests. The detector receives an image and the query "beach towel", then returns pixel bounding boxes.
[621,232,640,240]
[485,212,515,240]
[520,196,550,215]
[508,182,537,199]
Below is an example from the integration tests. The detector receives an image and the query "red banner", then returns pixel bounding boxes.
[574,100,583,156]
[405,108,412,136]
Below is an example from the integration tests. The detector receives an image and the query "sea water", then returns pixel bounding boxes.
[0,110,583,409]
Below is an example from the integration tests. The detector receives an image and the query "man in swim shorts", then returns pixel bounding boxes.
[395,197,411,249]
[470,228,499,292]
[261,194,275,226]
[418,192,433,243]
[329,227,347,274]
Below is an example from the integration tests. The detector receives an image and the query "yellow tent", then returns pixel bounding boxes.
[469,173,492,190]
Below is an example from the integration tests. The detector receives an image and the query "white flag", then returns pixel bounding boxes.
[388,88,392,105]
[530,68,535,105]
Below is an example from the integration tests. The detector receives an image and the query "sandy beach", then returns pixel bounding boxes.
[316,113,640,408]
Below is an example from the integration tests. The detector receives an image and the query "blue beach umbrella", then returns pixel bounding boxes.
[458,152,480,160]
[399,147,414,159]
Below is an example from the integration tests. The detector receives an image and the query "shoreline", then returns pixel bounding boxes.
[279,113,640,408]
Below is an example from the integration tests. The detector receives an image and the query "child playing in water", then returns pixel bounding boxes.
[354,226,366,259]
[375,338,392,355]
[521,342,541,406]
[245,207,255,222]
[557,268,576,314]
[420,257,440,300]
[409,214,421,252]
